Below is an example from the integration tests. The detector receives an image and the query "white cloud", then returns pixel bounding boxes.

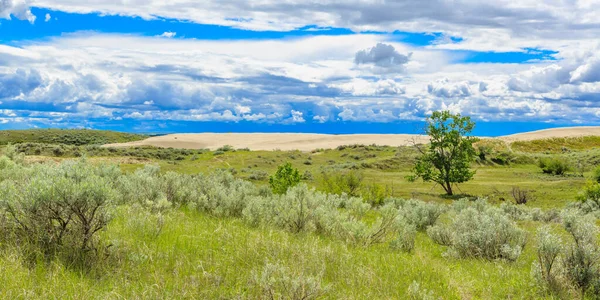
[1,31,600,126]
[44,12,50,22]
[0,0,35,23]
[159,31,176,38]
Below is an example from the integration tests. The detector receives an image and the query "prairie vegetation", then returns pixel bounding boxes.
[3,127,600,298]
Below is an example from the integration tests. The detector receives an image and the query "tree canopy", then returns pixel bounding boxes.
[408,111,478,196]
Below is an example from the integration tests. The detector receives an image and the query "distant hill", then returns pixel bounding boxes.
[0,129,146,146]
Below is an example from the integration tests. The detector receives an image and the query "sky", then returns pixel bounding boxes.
[1,1,600,135]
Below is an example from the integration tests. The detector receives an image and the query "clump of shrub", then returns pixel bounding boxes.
[538,157,571,175]
[428,202,526,261]
[533,211,600,298]
[397,199,445,231]
[0,159,117,262]
[319,170,364,197]
[250,262,328,300]
[248,170,269,181]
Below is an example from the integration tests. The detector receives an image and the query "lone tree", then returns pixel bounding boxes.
[408,111,478,196]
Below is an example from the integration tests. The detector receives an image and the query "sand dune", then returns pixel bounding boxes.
[103,133,430,151]
[103,126,600,151]
[498,126,600,142]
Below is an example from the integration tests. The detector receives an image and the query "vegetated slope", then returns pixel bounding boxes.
[510,136,600,153]
[0,129,146,146]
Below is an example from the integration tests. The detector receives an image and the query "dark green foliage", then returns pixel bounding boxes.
[269,162,301,194]
[409,111,478,196]
[538,157,572,175]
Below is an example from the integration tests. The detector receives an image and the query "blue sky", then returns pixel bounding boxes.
[1,1,600,135]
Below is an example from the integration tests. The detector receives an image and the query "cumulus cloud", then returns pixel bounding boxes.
[427,79,473,98]
[355,43,411,73]
[0,0,36,23]
[2,30,600,127]
[44,13,50,22]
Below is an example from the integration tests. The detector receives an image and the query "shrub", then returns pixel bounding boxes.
[398,199,445,231]
[390,221,417,253]
[561,210,600,298]
[538,157,571,175]
[532,226,563,293]
[360,183,391,206]
[592,165,600,183]
[0,160,116,257]
[429,206,526,261]
[250,262,328,300]
[319,170,364,197]
[407,281,436,300]
[190,171,258,217]
[577,181,600,204]
[427,225,452,246]
[248,170,269,181]
[511,186,532,205]
[269,162,301,195]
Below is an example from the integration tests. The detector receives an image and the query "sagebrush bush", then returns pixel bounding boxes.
[532,226,563,292]
[429,205,526,261]
[561,210,600,298]
[0,160,116,256]
[398,199,445,231]
[250,262,328,300]
[390,220,417,253]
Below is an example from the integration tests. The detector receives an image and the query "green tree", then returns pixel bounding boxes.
[269,162,301,194]
[408,111,478,196]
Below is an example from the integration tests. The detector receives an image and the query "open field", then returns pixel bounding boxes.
[3,128,600,298]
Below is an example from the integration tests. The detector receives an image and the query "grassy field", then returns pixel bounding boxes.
[2,130,600,299]
[0,129,146,146]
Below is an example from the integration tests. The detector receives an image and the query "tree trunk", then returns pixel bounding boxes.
[445,182,453,196]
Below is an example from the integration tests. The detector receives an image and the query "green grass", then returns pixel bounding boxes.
[0,129,146,146]
[0,207,555,299]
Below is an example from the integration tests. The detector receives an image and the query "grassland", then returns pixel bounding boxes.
[0,129,146,146]
[2,129,600,299]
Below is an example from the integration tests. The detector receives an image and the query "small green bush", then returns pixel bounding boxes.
[538,157,571,175]
[250,262,328,300]
[269,162,301,195]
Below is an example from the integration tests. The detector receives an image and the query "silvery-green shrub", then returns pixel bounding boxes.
[431,206,526,261]
[0,160,116,254]
[250,262,328,300]
[399,199,445,231]
[390,220,417,253]
[531,226,562,292]
[561,210,600,298]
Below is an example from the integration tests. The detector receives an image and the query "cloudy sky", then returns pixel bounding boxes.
[1,1,600,134]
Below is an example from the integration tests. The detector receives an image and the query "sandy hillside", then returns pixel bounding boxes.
[499,126,600,142]
[103,126,600,151]
[103,133,431,151]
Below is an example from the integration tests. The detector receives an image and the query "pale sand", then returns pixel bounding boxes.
[104,133,431,151]
[103,126,600,151]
